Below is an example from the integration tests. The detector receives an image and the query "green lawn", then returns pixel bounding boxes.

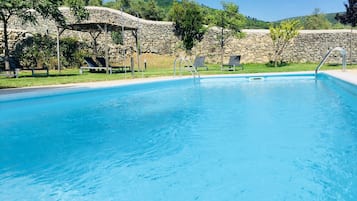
[0,63,356,88]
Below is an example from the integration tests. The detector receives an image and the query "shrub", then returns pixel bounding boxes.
[15,34,90,69]
[18,34,56,68]
[60,37,90,68]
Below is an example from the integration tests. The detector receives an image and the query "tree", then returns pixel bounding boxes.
[140,0,164,21]
[336,0,357,27]
[211,2,246,67]
[16,34,56,68]
[168,0,205,51]
[120,0,131,9]
[86,0,103,6]
[112,0,133,14]
[303,8,331,30]
[62,0,90,20]
[336,0,357,64]
[269,20,301,67]
[0,0,88,74]
[111,30,124,45]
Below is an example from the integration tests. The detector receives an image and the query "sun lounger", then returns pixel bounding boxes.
[6,56,49,77]
[222,55,243,71]
[185,56,208,70]
[96,57,131,72]
[80,57,112,74]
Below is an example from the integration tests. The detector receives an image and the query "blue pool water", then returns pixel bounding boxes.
[0,74,357,200]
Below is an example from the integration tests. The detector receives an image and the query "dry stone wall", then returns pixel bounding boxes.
[0,29,32,56]
[195,29,357,64]
[1,6,356,64]
[286,30,357,64]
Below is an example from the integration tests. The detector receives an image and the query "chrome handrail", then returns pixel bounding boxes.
[315,47,347,77]
[173,57,200,81]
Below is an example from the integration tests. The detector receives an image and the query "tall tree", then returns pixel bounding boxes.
[212,2,246,68]
[115,0,132,13]
[270,20,301,67]
[303,8,331,30]
[168,0,205,51]
[86,0,103,6]
[336,0,357,64]
[336,0,357,27]
[0,0,88,73]
[140,0,164,21]
[62,0,90,20]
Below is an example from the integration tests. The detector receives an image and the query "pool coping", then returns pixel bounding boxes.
[323,70,357,86]
[0,76,177,95]
[1,70,356,95]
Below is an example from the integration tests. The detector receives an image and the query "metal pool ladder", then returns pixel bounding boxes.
[315,47,347,78]
[173,57,200,81]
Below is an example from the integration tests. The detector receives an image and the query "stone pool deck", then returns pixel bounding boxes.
[324,69,357,86]
[0,70,357,96]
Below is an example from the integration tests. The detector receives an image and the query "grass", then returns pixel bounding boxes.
[1,54,356,89]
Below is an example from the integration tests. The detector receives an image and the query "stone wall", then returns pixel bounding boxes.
[1,6,356,64]
[0,29,32,56]
[286,30,356,63]
[196,29,357,64]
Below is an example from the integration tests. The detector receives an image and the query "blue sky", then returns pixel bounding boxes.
[196,0,346,21]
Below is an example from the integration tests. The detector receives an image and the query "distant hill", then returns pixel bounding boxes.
[104,1,348,29]
[277,12,342,24]
[245,16,271,29]
[325,13,343,24]
[155,0,271,28]
[276,12,351,29]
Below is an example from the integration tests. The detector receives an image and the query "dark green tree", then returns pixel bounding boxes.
[140,0,164,21]
[120,0,149,17]
[128,0,145,17]
[0,0,88,73]
[18,35,88,68]
[112,0,133,13]
[218,2,246,34]
[85,0,103,6]
[111,31,124,45]
[336,0,357,27]
[336,0,357,64]
[60,37,87,68]
[62,0,90,20]
[168,0,205,51]
[120,0,131,8]
[17,34,56,68]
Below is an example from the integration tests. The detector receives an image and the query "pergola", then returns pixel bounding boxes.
[56,22,138,74]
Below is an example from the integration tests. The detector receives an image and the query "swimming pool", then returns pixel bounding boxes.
[0,73,356,200]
